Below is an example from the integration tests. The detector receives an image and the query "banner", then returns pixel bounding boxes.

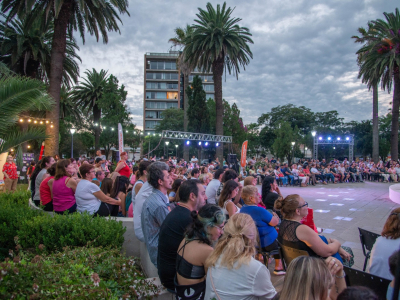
[240,140,248,167]
[39,142,45,160]
[118,123,124,155]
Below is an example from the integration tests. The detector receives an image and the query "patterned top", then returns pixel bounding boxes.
[2,162,18,179]
[141,188,169,268]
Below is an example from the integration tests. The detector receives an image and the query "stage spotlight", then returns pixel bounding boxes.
[198,141,202,146]
[346,137,350,141]
[186,140,190,145]
[327,137,331,141]
[337,137,341,141]
[216,143,220,147]
[318,137,322,140]
[205,142,209,146]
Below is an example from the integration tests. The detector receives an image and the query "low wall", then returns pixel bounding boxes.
[28,199,173,299]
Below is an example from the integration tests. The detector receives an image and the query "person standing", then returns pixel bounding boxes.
[95,150,106,171]
[26,161,36,191]
[158,179,207,292]
[114,152,131,178]
[141,161,173,267]
[2,155,19,192]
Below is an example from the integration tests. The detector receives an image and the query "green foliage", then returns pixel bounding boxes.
[272,121,300,163]
[0,246,160,299]
[187,75,210,133]
[154,108,184,132]
[0,191,126,259]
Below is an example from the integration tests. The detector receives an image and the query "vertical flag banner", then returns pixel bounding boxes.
[240,140,248,167]
[118,123,124,155]
[39,142,45,160]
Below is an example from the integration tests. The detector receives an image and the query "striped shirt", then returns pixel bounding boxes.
[141,188,169,267]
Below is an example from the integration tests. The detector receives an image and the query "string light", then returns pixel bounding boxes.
[27,145,31,148]
[50,125,54,128]
[19,119,23,122]
[28,119,31,122]
[34,120,37,124]
[46,120,49,124]
[40,121,43,124]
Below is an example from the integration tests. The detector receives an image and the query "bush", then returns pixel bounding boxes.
[0,246,161,299]
[18,213,126,252]
[0,191,126,258]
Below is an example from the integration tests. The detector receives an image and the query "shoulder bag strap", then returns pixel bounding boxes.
[209,268,222,300]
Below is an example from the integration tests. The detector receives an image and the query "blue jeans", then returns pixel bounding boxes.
[326,173,335,183]
[319,235,343,263]
[286,175,294,185]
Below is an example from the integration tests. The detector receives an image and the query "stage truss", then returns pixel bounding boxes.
[313,134,354,160]
[161,130,232,143]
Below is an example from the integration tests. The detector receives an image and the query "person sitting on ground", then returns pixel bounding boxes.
[109,175,130,217]
[39,163,56,211]
[368,207,400,280]
[52,159,77,214]
[240,186,285,276]
[205,213,276,300]
[33,156,56,206]
[158,180,207,293]
[386,250,400,300]
[174,205,225,299]
[262,176,283,211]
[75,164,121,216]
[205,169,225,205]
[128,161,151,218]
[337,286,379,300]
[218,180,241,219]
[100,178,113,196]
[274,195,352,263]
[274,256,346,300]
[141,161,173,267]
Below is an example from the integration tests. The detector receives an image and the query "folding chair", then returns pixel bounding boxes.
[277,241,309,270]
[344,266,390,300]
[358,227,381,271]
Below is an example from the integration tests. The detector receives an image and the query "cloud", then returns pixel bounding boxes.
[74,0,397,128]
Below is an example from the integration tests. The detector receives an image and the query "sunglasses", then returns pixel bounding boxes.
[298,202,308,208]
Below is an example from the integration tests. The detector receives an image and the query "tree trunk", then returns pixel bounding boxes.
[372,84,379,163]
[213,58,224,162]
[45,1,72,156]
[183,73,190,162]
[93,104,101,150]
[391,69,400,161]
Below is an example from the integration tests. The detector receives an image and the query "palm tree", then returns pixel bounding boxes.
[71,69,109,150]
[1,0,130,156]
[356,8,400,160]
[183,2,253,161]
[0,11,81,87]
[352,25,381,163]
[0,64,53,154]
[60,85,82,123]
[169,25,194,162]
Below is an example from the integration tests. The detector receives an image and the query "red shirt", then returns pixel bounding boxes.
[2,162,18,179]
[118,161,131,178]
[40,176,54,205]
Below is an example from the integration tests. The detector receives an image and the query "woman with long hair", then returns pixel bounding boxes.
[100,178,113,196]
[368,207,400,280]
[218,180,240,219]
[175,205,225,300]
[261,176,283,211]
[39,163,56,211]
[32,156,56,206]
[114,152,131,178]
[127,161,151,217]
[110,175,130,216]
[275,256,346,300]
[52,159,77,214]
[205,213,276,300]
[274,195,352,263]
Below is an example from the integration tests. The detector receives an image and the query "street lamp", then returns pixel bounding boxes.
[70,128,76,158]
[311,131,317,160]
[175,144,178,157]
[165,141,169,157]
[291,142,295,164]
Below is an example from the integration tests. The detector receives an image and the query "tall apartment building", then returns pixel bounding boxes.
[143,51,215,135]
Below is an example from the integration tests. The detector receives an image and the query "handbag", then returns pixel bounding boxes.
[278,173,284,177]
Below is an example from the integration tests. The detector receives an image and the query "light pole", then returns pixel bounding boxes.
[305,146,308,158]
[165,141,169,158]
[291,141,295,164]
[311,131,316,160]
[70,128,76,158]
[175,144,178,157]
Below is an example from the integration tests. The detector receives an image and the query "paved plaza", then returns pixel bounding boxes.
[263,181,399,290]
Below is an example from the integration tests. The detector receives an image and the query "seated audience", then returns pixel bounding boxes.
[275,195,352,263]
[39,163,56,211]
[174,205,225,300]
[92,170,105,187]
[141,161,173,267]
[274,256,346,300]
[128,160,151,217]
[33,156,56,206]
[100,178,113,195]
[110,175,130,216]
[199,174,210,188]
[52,159,77,214]
[169,179,183,203]
[75,164,121,216]
[368,207,400,280]
[215,169,242,205]
[337,286,379,300]
[158,180,207,292]
[205,213,276,300]
[240,186,284,275]
[191,168,200,179]
[262,176,283,211]
[205,169,225,205]
[218,180,240,219]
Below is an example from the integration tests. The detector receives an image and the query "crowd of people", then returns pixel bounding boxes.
[2,151,400,299]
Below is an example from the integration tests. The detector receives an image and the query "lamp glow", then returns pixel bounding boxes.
[319,137,322,140]
[327,137,331,141]
[311,131,316,137]
[337,137,341,141]
[346,137,350,141]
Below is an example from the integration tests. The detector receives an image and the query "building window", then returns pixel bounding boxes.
[146,92,167,99]
[148,61,177,70]
[146,111,163,119]
[166,102,178,108]
[146,101,178,109]
[203,84,214,92]
[189,75,213,82]
[206,93,214,100]
[146,82,178,89]
[145,120,160,129]
[146,73,178,80]
[167,92,178,99]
